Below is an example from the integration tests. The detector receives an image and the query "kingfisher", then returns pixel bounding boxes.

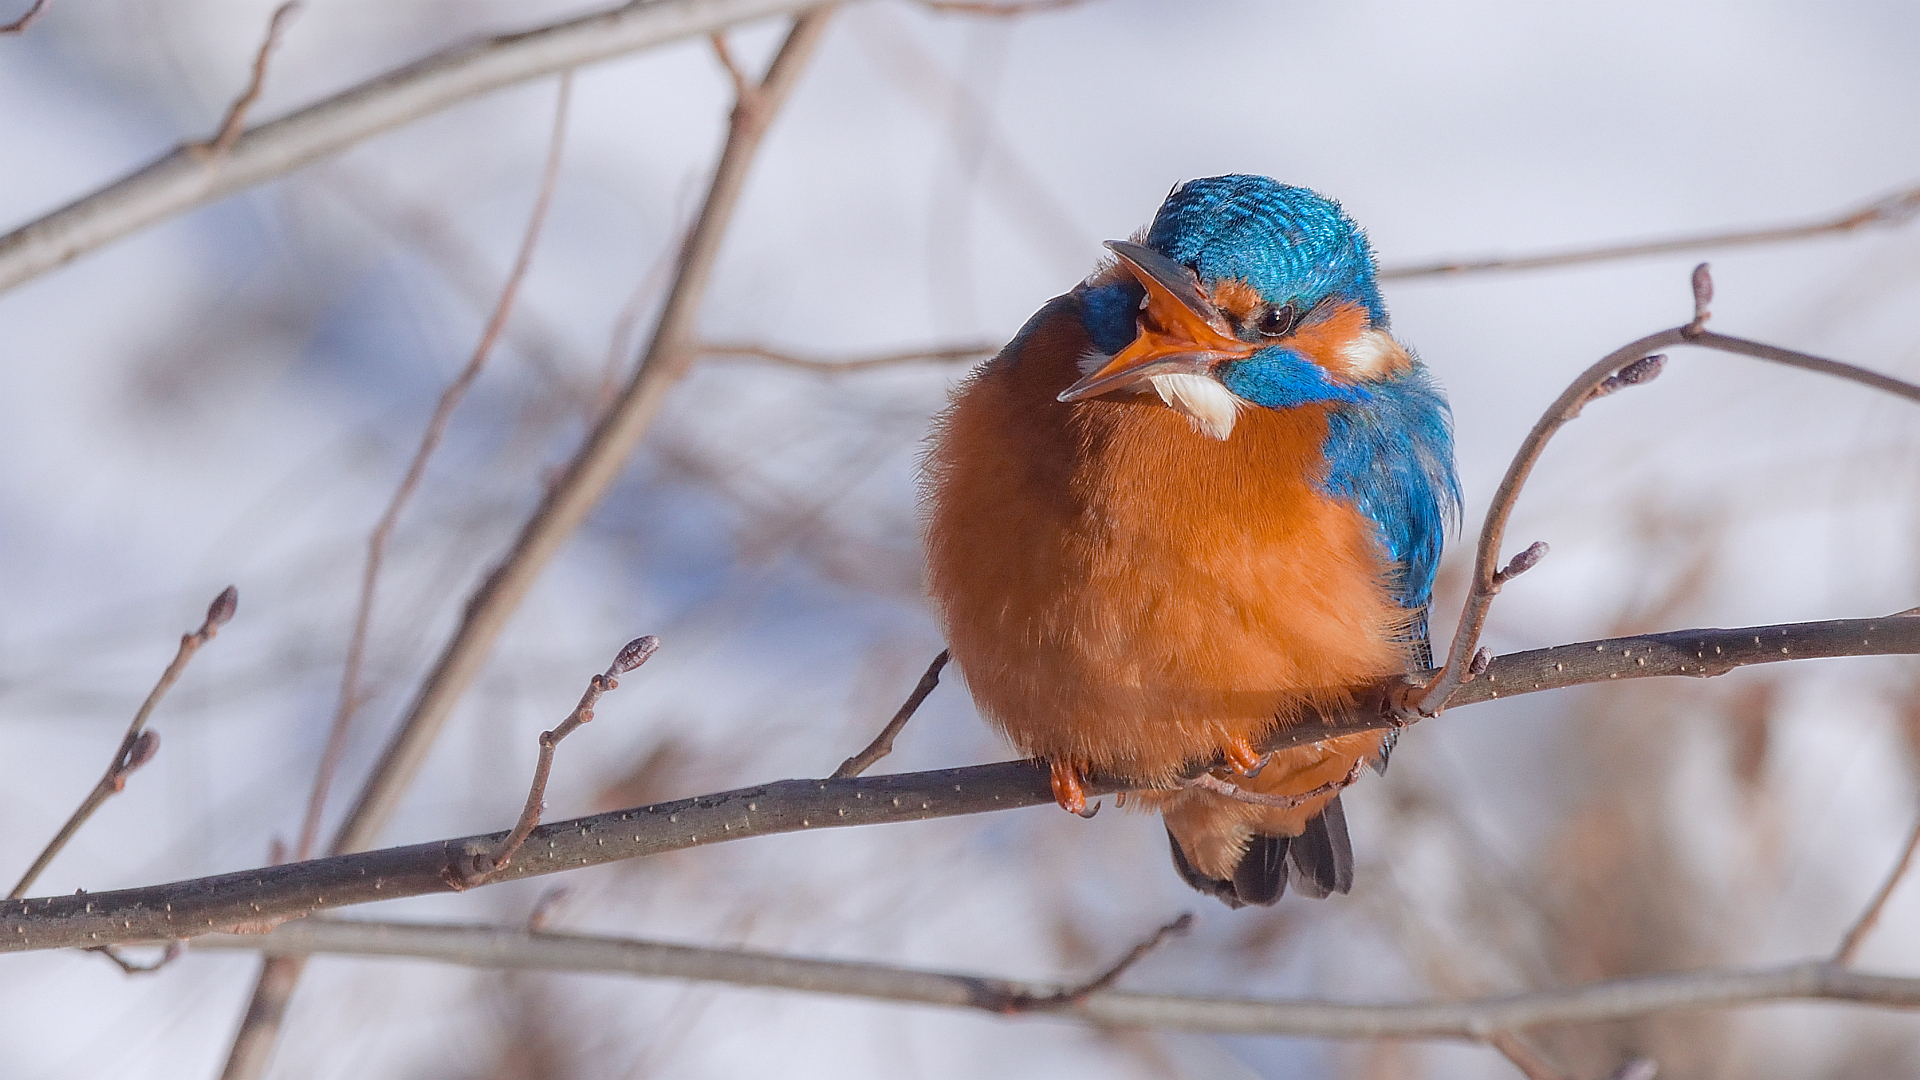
[921,176,1458,906]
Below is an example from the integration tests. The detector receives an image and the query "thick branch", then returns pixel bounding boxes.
[188,919,1920,1040]
[4,617,1915,953]
[0,0,818,295]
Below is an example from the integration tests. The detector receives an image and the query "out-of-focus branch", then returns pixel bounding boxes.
[188,919,1920,1039]
[1410,265,1920,719]
[701,342,996,372]
[0,0,48,34]
[196,2,302,159]
[217,18,831,1079]
[1488,1032,1572,1080]
[1834,811,1920,966]
[328,5,833,861]
[0,0,820,295]
[222,75,574,1080]
[916,0,1080,14]
[296,70,573,866]
[1378,181,1920,280]
[831,650,948,778]
[7,587,236,900]
[446,636,658,887]
[5,615,1917,952]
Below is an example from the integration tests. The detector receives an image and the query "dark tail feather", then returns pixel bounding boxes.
[1286,795,1355,899]
[1166,825,1258,908]
[1232,833,1290,906]
[1166,798,1357,908]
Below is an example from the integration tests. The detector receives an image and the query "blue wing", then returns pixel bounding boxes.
[1318,362,1460,667]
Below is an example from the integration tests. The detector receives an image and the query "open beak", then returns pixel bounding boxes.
[1057,240,1257,403]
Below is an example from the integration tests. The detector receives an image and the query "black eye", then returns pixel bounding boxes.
[1255,303,1301,338]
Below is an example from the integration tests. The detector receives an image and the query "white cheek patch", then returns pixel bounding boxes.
[1076,348,1112,377]
[1149,373,1242,440]
[1341,328,1411,381]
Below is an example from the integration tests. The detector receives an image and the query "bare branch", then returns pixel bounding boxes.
[831,650,949,779]
[1834,811,1920,966]
[0,0,820,295]
[328,6,833,862]
[1378,181,1920,280]
[196,2,302,160]
[5,616,1917,952]
[8,586,236,900]
[189,919,1920,1040]
[217,15,833,1079]
[0,0,48,34]
[1411,277,1920,720]
[446,637,659,888]
[296,69,573,866]
[994,913,1192,1011]
[701,342,997,373]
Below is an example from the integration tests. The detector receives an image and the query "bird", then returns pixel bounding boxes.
[921,175,1458,907]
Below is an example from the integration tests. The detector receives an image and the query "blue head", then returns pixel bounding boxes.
[1146,175,1386,328]
[1065,175,1405,425]
[1065,176,1460,616]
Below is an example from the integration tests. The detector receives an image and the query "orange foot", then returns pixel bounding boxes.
[1222,735,1268,777]
[1049,759,1088,815]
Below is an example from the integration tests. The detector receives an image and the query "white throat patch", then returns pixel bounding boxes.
[1149,373,1242,440]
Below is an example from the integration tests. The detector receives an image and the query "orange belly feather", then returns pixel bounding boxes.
[924,297,1408,879]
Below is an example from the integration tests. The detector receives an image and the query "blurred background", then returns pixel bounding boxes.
[1,1,1918,1077]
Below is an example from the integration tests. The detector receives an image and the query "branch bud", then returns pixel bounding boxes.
[205,586,239,629]
[610,635,660,675]
[124,729,161,774]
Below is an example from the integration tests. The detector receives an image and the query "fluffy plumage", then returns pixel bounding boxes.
[921,176,1457,906]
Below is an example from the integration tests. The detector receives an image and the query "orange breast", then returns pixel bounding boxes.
[923,296,1408,783]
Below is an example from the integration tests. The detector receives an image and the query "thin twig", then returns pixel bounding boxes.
[85,941,182,975]
[1410,267,1920,720]
[701,342,996,373]
[216,15,834,1080]
[446,637,658,888]
[0,0,48,34]
[7,616,1918,950]
[995,913,1193,1011]
[1182,760,1364,810]
[295,70,573,865]
[831,650,949,778]
[190,920,1920,1039]
[1833,810,1920,966]
[1378,181,1920,280]
[8,586,236,900]
[197,2,302,159]
[0,0,819,295]
[1487,1031,1573,1080]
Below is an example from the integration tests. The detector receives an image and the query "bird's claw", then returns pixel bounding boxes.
[1222,737,1269,777]
[1049,759,1090,816]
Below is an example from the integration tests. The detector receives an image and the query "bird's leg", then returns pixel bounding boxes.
[1220,735,1269,777]
[1048,759,1089,815]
